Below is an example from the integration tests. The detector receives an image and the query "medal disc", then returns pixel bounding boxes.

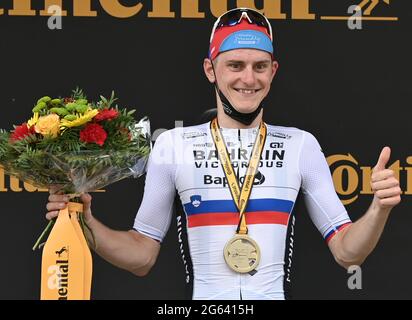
[223,234,261,273]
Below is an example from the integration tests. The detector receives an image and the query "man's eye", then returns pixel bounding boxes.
[229,64,241,69]
[256,64,268,71]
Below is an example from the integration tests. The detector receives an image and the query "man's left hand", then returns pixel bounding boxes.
[371,146,402,210]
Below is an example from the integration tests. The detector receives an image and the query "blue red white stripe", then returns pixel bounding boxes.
[325,222,352,243]
[184,198,294,228]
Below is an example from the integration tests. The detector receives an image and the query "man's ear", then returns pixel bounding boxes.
[203,58,216,83]
[271,60,279,81]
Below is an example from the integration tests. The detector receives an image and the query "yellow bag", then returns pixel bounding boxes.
[40,202,93,300]
[69,202,93,300]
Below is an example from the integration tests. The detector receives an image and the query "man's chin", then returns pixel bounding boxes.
[232,104,261,114]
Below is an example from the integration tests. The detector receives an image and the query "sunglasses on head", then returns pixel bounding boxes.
[210,8,273,43]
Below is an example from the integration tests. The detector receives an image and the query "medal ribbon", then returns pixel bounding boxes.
[210,118,267,235]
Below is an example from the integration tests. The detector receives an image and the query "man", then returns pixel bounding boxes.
[46,8,401,300]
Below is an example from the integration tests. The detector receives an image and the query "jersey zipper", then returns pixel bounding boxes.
[238,128,243,300]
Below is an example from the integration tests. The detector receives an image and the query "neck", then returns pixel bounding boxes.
[216,99,263,129]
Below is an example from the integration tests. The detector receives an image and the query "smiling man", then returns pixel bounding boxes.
[46,8,401,300]
[206,48,276,122]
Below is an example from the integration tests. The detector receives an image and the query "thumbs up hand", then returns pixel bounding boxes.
[371,147,401,210]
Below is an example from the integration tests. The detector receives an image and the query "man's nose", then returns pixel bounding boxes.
[240,66,256,86]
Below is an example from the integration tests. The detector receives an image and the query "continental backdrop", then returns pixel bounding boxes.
[0,0,411,299]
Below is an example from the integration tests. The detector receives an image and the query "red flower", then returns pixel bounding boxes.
[94,108,119,122]
[10,123,36,142]
[80,123,107,146]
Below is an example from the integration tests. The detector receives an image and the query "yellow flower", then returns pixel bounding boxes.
[35,114,61,138]
[60,108,99,129]
[27,112,39,128]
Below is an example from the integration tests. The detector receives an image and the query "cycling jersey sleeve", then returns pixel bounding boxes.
[299,132,352,243]
[133,130,177,242]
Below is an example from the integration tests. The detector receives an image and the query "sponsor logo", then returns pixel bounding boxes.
[358,0,390,16]
[235,33,260,45]
[183,132,207,140]
[47,246,69,300]
[176,215,190,284]
[223,162,233,175]
[55,246,68,258]
[222,103,232,115]
[285,216,296,283]
[267,132,292,140]
[327,154,412,205]
[193,149,285,169]
[270,142,284,149]
[193,143,214,148]
[193,149,285,161]
[255,171,266,185]
[204,171,266,187]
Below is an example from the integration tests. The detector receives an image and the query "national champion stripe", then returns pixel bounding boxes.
[183,198,293,228]
[188,211,290,228]
[184,198,294,215]
[325,222,352,243]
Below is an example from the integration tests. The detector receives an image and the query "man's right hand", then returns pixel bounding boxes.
[46,186,160,276]
[46,186,93,223]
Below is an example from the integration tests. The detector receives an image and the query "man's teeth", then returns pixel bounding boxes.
[236,89,256,94]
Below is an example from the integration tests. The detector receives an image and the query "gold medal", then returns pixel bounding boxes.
[224,234,261,273]
[210,118,267,274]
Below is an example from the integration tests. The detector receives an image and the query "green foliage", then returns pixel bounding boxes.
[75,104,88,113]
[76,99,88,105]
[51,98,62,106]
[97,91,118,110]
[64,114,77,121]
[32,101,47,113]
[50,107,69,116]
[37,96,51,104]
[0,130,11,162]
[71,87,87,100]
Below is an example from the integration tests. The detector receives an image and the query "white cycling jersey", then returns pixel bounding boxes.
[133,121,352,300]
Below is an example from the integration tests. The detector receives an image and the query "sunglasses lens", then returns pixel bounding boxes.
[217,11,243,27]
[215,9,271,38]
[246,10,267,26]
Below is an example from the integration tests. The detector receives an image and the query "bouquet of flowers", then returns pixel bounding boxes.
[0,88,150,194]
[0,88,151,300]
